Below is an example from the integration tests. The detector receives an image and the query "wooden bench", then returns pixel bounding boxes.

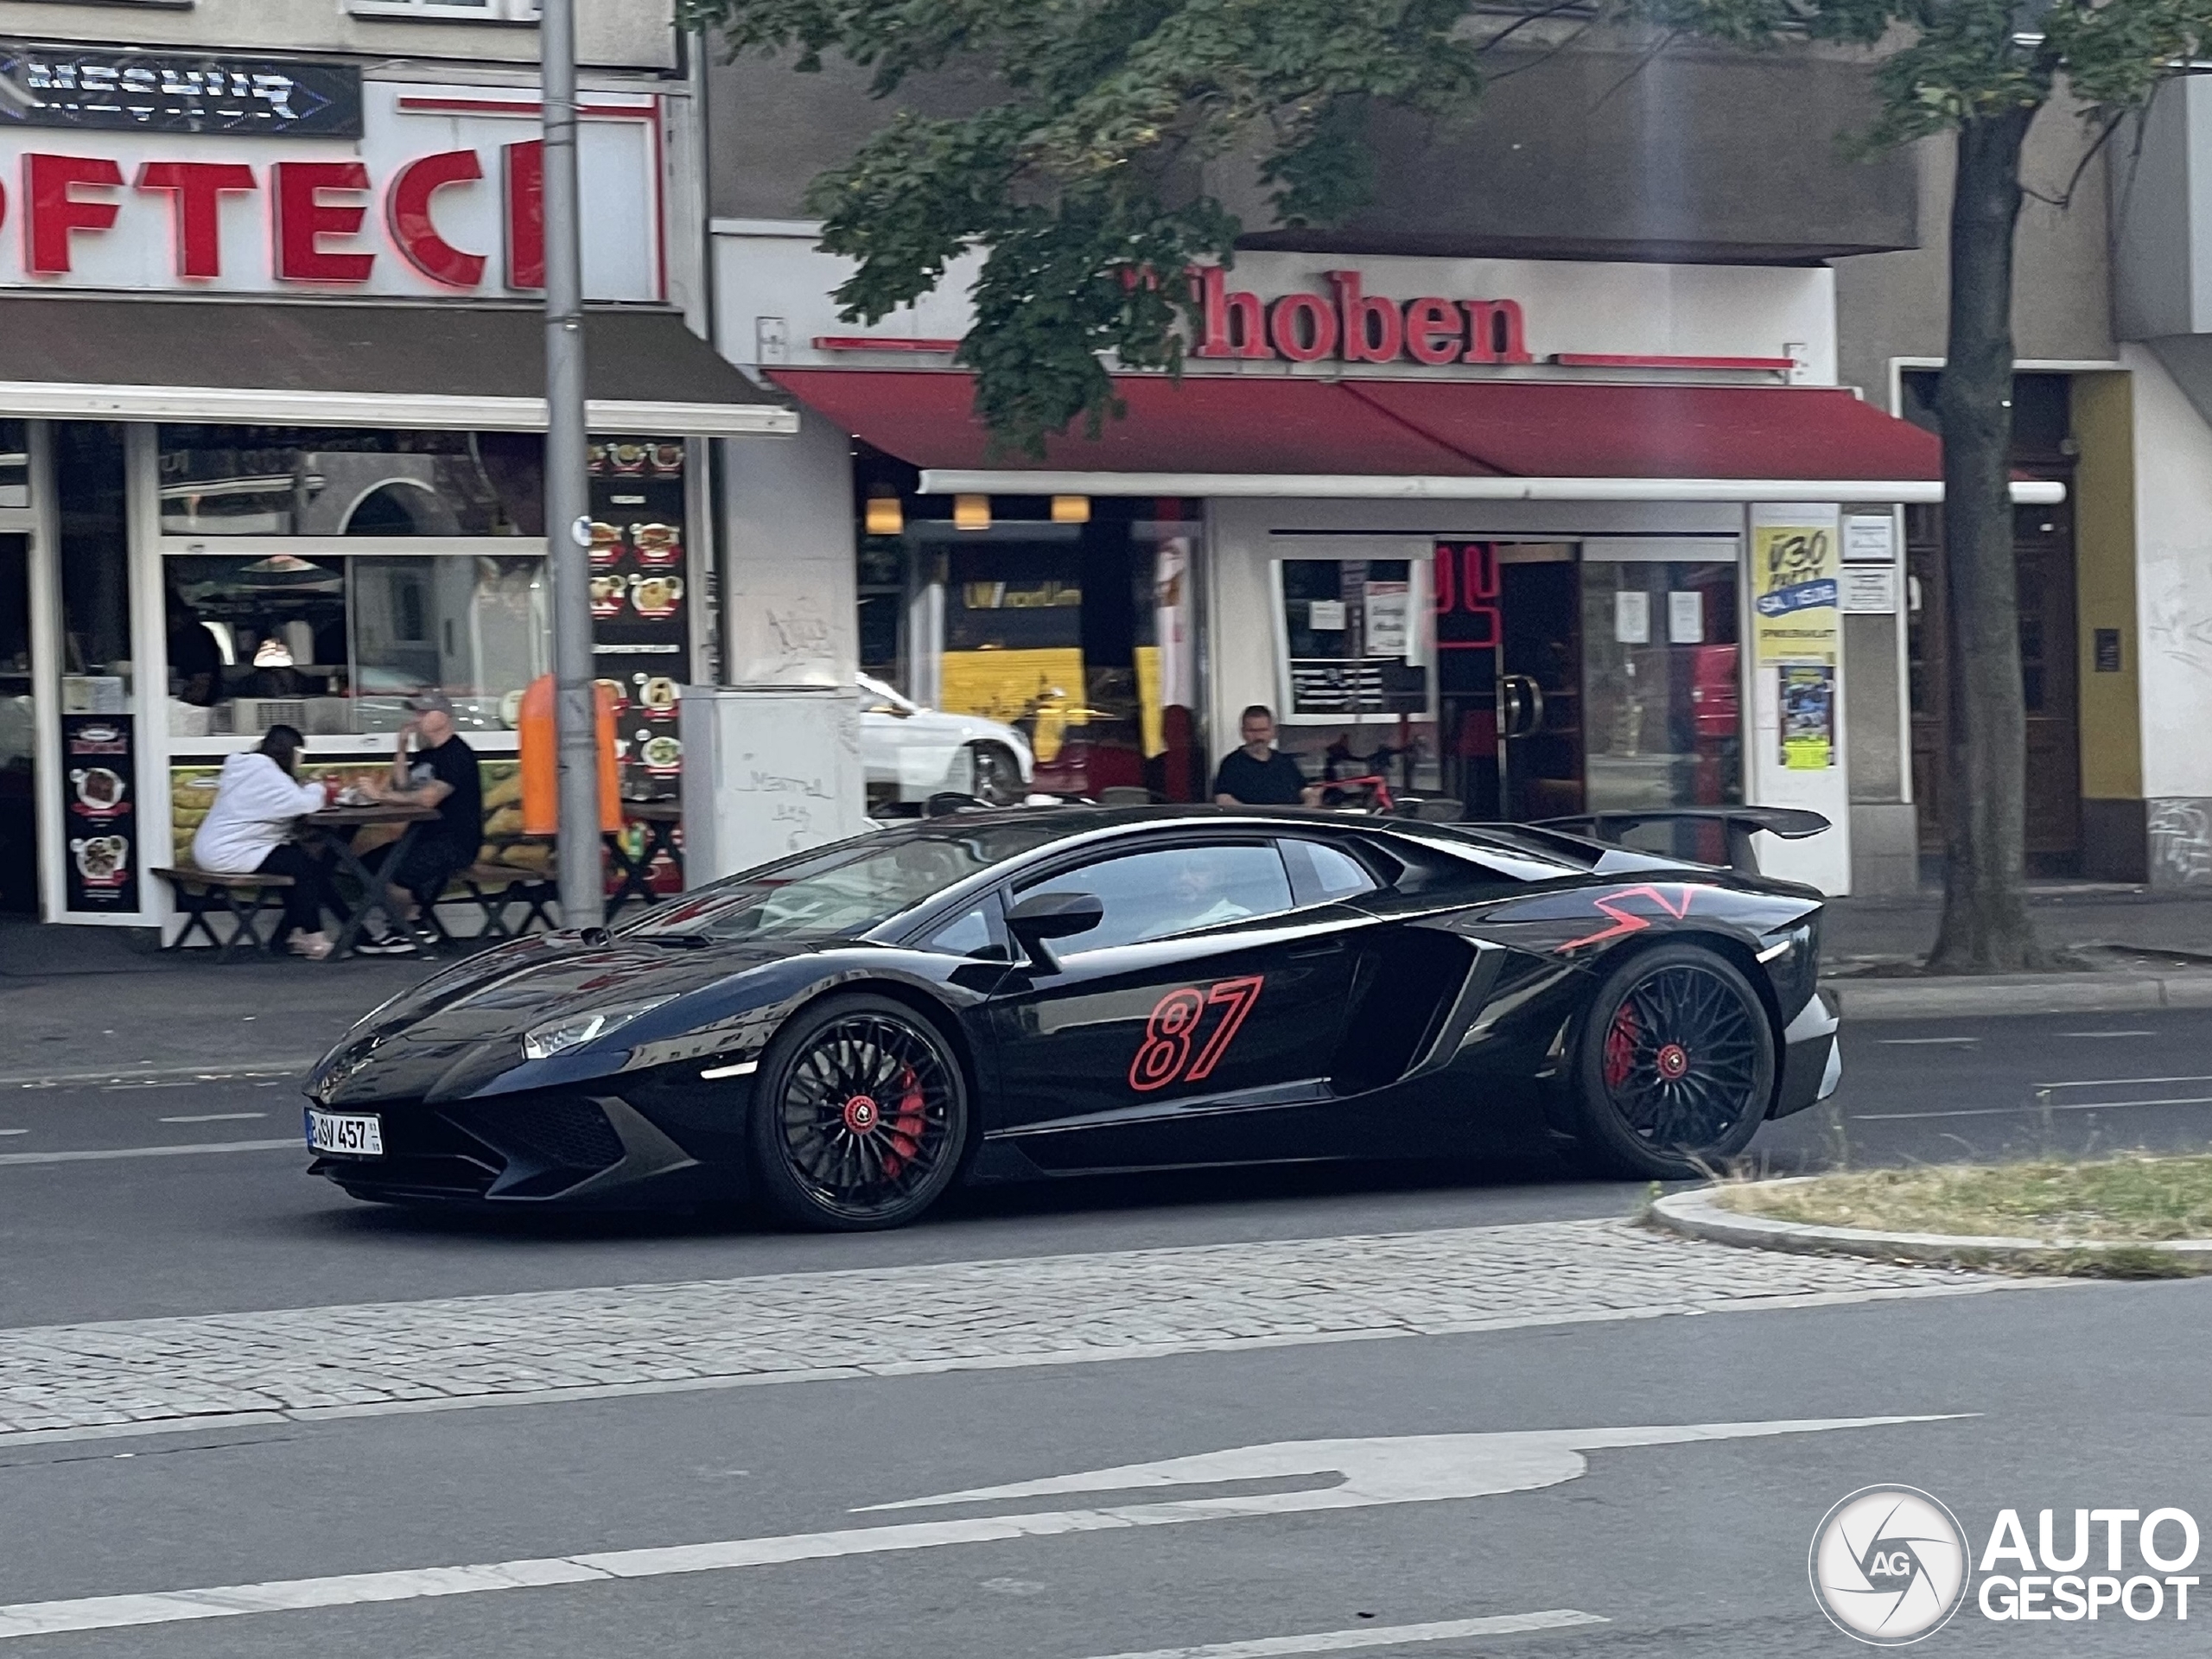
[427,862,559,944]
[154,868,293,961]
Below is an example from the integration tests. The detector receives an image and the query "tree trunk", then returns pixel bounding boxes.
[1929,105,2048,974]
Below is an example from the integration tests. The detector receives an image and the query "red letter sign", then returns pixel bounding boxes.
[273,161,374,283]
[1403,296,1463,365]
[137,162,257,281]
[504,140,543,291]
[387,149,486,289]
[1268,292,1338,363]
[1193,264,1271,359]
[24,154,123,275]
[1329,270,1403,363]
[1462,298,1533,365]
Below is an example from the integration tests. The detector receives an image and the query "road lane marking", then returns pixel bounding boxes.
[0,1139,298,1167]
[2060,1031,2157,1039]
[0,1419,1951,1642]
[3,1062,309,1091]
[1073,1610,1607,1659]
[1853,1096,2212,1121]
[1874,1036,1980,1046]
[0,1129,24,1137]
[156,1113,269,1124]
[2036,1074,2212,1090]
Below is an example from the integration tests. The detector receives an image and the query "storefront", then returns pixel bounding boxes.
[0,50,792,927]
[716,237,2059,893]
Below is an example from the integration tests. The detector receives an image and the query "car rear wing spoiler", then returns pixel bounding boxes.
[1533,808,1832,877]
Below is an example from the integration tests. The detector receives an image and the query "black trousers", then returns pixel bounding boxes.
[255,842,344,938]
[361,837,474,912]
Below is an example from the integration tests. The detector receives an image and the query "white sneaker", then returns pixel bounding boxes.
[287,930,334,961]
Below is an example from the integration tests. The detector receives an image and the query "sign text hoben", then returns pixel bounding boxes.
[1193,266,1533,366]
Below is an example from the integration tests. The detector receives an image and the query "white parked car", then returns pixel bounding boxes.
[859,674,1034,807]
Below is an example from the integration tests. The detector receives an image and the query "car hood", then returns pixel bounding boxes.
[308,932,834,1104]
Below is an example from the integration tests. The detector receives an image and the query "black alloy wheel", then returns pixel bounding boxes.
[1570,942,1775,1179]
[748,993,970,1230]
[969,742,1025,807]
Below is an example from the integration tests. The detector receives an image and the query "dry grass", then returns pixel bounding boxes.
[1717,1154,2212,1243]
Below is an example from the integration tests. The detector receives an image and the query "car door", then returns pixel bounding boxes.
[983,835,1367,1169]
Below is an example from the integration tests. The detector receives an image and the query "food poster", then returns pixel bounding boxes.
[589,438,690,893]
[171,760,543,876]
[62,715,138,912]
[1779,664,1836,770]
[1752,516,1840,772]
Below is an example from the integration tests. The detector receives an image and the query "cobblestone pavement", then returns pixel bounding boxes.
[0,1219,2040,1440]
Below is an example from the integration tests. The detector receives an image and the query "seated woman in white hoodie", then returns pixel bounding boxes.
[191,725,344,958]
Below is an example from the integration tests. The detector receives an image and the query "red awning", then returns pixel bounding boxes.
[768,368,2059,505]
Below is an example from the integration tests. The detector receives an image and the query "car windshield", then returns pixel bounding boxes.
[620,822,1065,943]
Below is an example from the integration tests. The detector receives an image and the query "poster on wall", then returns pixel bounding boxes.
[60,714,137,913]
[1751,513,1839,770]
[1778,664,1836,770]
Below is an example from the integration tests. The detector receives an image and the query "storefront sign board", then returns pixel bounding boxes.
[0,45,364,137]
[0,81,662,300]
[60,713,139,912]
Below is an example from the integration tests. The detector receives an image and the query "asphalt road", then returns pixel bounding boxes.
[2,1006,2209,1656]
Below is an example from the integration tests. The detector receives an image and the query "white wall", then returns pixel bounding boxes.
[0,0,676,72]
[2124,343,2212,800]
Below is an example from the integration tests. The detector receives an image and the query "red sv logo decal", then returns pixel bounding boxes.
[1128,975,1266,1093]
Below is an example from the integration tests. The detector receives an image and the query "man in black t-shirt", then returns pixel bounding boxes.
[1212,705,1321,807]
[358,692,485,953]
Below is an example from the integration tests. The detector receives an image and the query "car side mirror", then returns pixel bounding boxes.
[1006,891,1103,975]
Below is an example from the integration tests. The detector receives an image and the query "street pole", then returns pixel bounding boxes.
[541,0,603,928]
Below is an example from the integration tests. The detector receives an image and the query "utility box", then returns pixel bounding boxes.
[679,684,868,885]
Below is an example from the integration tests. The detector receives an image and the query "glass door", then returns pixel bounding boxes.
[0,534,31,912]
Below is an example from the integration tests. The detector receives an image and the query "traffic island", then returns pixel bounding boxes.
[1649,1156,2212,1277]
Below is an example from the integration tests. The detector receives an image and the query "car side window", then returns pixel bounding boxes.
[918,893,1010,959]
[1022,843,1295,954]
[1280,838,1381,905]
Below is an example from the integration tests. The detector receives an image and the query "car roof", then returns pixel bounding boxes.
[891,803,1606,865]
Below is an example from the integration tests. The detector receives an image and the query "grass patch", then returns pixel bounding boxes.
[1717,1154,2212,1244]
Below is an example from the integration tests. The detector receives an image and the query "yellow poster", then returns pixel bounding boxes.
[1751,521,1840,665]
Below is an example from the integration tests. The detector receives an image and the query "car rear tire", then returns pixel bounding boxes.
[968,742,1025,806]
[748,992,971,1230]
[1567,942,1774,1179]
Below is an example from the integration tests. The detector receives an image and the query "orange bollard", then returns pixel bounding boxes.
[520,674,622,835]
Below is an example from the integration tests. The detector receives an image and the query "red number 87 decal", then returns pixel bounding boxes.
[1128,975,1266,1093]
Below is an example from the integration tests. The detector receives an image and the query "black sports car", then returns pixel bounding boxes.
[303,805,1841,1230]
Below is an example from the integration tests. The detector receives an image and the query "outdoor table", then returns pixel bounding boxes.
[300,802,441,958]
[605,800,683,914]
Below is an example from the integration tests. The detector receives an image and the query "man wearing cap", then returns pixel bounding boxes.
[358,693,484,953]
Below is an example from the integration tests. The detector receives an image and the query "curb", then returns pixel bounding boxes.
[1820,972,2212,1020]
[1648,1179,2212,1270]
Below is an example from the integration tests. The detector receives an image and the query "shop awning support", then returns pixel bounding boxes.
[917,470,2066,505]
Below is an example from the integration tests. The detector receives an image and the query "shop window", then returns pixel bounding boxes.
[166,551,549,738]
[0,423,26,512]
[157,427,536,539]
[58,423,131,706]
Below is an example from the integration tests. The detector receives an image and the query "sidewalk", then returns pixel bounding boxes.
[0,921,429,1080]
[1822,883,2212,1019]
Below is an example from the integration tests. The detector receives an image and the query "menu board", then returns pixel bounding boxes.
[61,714,138,913]
[588,438,689,804]
[1275,558,1429,721]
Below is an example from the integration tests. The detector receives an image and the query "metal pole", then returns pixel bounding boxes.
[542,0,603,927]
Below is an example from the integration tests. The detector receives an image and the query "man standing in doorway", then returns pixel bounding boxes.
[1212,705,1322,807]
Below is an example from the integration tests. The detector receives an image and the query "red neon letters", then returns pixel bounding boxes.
[1195,264,1534,367]
[24,154,123,275]
[273,160,374,283]
[387,149,486,289]
[504,139,544,290]
[1128,975,1266,1093]
[135,162,257,280]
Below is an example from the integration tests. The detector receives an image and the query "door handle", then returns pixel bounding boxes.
[1502,675,1546,739]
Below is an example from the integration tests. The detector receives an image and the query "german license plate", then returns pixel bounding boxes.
[306,1109,384,1157]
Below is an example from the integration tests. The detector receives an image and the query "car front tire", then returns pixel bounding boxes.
[747,992,971,1230]
[1567,942,1775,1179]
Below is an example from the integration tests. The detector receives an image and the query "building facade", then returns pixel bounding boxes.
[0,0,788,927]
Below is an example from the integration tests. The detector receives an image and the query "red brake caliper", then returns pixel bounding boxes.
[881,1065,925,1176]
[1604,1003,1638,1091]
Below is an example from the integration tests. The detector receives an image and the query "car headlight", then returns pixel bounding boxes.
[521,997,673,1061]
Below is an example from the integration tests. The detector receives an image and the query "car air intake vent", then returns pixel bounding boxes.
[461,1094,625,1172]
